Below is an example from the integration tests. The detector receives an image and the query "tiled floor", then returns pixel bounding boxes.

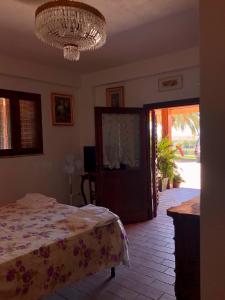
[44,188,200,300]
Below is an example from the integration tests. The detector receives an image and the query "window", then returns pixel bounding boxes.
[0,89,43,156]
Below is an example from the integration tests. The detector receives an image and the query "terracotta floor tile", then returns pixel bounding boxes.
[164,268,175,277]
[161,260,175,269]
[159,293,176,300]
[150,280,175,296]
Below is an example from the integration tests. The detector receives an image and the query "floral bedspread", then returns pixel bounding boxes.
[0,202,128,300]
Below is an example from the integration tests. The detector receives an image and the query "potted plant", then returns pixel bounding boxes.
[157,138,177,191]
[173,173,184,188]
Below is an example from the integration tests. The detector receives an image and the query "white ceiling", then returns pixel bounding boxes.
[0,0,199,74]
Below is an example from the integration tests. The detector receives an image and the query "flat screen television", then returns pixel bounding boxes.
[83,146,96,173]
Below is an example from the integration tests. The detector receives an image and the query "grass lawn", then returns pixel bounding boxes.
[176,154,196,161]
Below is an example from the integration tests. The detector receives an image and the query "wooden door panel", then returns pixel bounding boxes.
[151,109,159,217]
[96,175,148,224]
[96,170,147,210]
[95,107,151,224]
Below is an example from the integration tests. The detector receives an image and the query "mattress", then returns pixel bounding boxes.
[0,202,128,300]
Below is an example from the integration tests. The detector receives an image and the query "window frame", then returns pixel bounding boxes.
[0,89,43,157]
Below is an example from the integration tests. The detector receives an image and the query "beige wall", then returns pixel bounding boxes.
[200,0,225,298]
[0,57,81,205]
[0,54,80,87]
[94,67,199,107]
[78,47,200,149]
[0,47,200,206]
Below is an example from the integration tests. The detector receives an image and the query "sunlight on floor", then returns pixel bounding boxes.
[176,161,201,189]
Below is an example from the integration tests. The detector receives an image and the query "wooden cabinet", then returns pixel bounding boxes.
[167,198,200,300]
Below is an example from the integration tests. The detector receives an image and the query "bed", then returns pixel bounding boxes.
[0,198,128,300]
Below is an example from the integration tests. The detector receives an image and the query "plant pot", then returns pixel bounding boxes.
[161,177,169,191]
[167,179,171,189]
[173,180,181,188]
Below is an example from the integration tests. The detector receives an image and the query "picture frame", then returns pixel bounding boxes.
[106,86,125,107]
[51,93,74,126]
[158,75,183,92]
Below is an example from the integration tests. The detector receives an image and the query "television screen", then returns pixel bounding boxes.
[83,146,96,173]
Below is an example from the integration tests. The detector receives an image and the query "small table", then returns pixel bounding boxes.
[80,173,96,205]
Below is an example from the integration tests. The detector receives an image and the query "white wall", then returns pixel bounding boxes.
[94,67,200,107]
[200,0,225,298]
[0,57,81,205]
[78,47,200,149]
[0,47,200,205]
[0,54,80,88]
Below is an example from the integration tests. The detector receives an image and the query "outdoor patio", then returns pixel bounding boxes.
[176,161,201,189]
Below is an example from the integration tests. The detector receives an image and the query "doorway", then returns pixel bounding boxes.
[144,98,200,218]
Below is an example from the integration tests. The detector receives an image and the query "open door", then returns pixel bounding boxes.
[149,109,159,218]
[144,98,200,219]
[95,107,153,224]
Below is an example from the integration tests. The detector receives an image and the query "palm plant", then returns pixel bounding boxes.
[157,137,177,180]
[172,112,200,136]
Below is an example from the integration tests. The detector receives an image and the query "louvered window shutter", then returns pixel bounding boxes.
[19,100,38,149]
[0,98,11,150]
[0,89,42,156]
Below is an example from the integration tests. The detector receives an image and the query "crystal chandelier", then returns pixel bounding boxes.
[35,1,106,61]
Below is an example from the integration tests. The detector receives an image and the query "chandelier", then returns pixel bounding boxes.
[35,1,106,61]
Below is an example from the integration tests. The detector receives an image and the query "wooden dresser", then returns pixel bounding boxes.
[167,197,200,300]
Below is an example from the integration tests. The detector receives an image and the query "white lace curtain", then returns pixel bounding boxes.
[102,113,140,169]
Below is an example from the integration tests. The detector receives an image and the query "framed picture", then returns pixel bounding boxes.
[158,75,183,92]
[51,93,74,126]
[106,86,125,107]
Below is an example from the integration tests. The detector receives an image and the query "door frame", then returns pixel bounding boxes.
[143,97,200,218]
[144,98,200,110]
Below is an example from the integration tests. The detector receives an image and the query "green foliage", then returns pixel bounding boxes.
[157,138,177,180]
[173,139,198,160]
[172,112,200,136]
[173,172,184,183]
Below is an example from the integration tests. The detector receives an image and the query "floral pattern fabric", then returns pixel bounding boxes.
[0,203,128,300]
